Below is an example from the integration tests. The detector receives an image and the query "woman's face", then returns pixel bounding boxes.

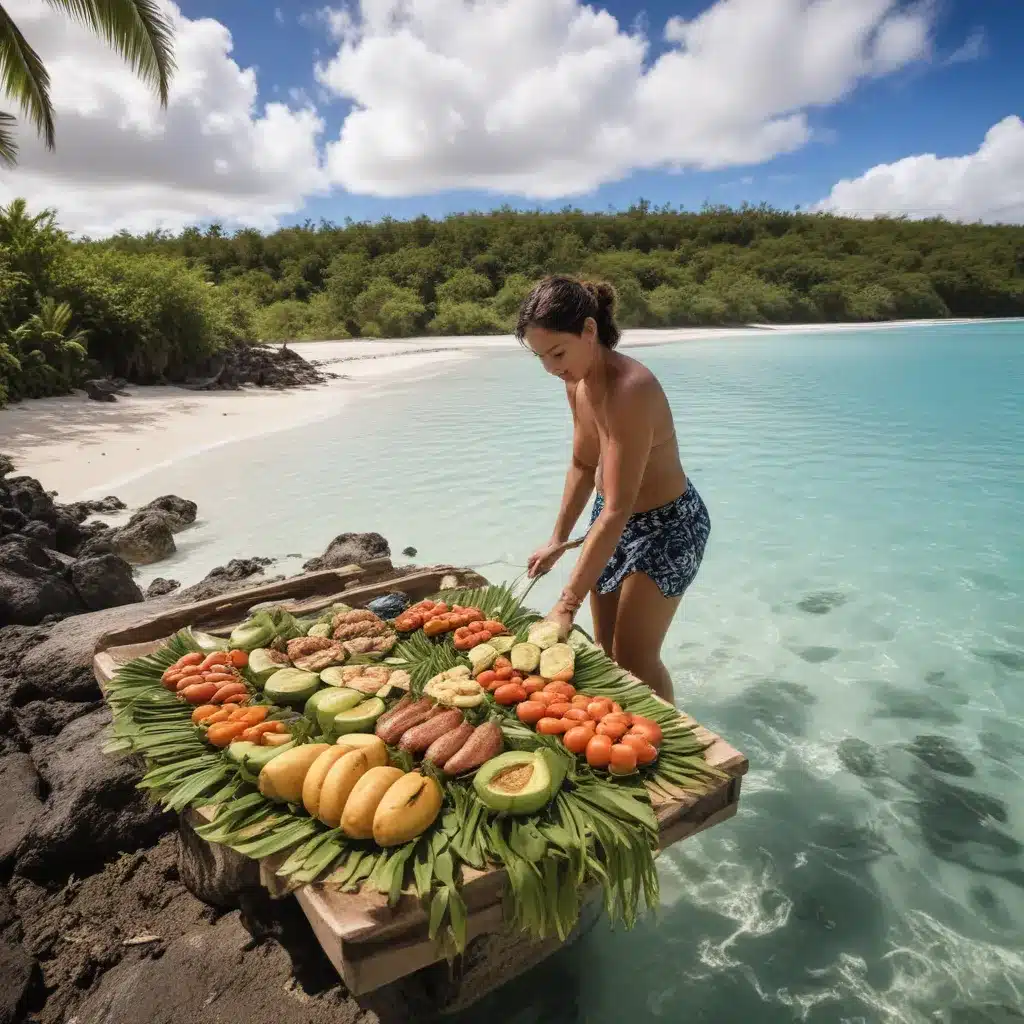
[525,318,598,383]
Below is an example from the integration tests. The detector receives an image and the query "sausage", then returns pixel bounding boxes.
[443,722,503,776]
[424,721,474,768]
[375,698,434,745]
[398,709,465,754]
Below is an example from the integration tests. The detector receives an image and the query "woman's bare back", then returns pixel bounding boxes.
[569,352,687,513]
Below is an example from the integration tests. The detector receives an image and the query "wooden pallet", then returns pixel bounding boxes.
[94,564,747,1002]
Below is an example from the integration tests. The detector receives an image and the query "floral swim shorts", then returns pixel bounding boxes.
[588,480,711,599]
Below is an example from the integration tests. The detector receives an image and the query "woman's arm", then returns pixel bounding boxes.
[557,383,653,609]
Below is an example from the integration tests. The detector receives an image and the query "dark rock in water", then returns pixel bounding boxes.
[367,592,409,619]
[130,495,197,534]
[795,645,840,664]
[837,737,885,778]
[0,753,44,870]
[70,554,145,611]
[906,734,977,777]
[0,537,84,625]
[797,590,848,615]
[873,685,959,725]
[59,495,126,522]
[146,577,180,598]
[174,557,276,602]
[402,546,418,557]
[14,707,173,881]
[82,513,176,565]
[973,648,1024,672]
[303,531,390,572]
[0,940,41,1024]
[5,476,58,524]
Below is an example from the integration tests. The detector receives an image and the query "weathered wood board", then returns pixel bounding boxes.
[94,564,748,1001]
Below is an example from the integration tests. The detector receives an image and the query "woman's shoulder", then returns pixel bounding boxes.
[612,352,662,398]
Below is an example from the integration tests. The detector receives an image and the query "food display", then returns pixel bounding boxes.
[103,578,726,959]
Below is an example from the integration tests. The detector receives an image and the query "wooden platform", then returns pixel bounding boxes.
[94,562,747,1001]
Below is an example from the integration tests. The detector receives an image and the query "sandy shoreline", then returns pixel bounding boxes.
[0,318,1017,500]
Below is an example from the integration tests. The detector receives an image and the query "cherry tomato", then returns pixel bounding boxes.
[537,717,568,735]
[621,734,659,765]
[586,733,613,769]
[563,726,592,754]
[516,701,547,725]
[609,744,638,775]
[494,683,528,705]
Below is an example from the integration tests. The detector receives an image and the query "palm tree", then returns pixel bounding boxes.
[0,0,176,167]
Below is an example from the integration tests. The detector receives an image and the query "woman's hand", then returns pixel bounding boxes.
[544,602,576,642]
[527,540,566,579]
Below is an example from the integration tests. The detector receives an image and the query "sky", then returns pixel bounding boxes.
[0,0,1022,237]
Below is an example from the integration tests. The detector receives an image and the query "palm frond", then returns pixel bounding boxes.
[42,0,175,104]
[0,10,55,150]
[0,111,17,168]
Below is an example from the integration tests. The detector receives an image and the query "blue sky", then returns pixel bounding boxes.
[171,0,1022,228]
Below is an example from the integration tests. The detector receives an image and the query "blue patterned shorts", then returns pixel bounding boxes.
[588,480,710,599]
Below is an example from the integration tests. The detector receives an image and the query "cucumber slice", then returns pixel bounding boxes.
[249,648,287,685]
[332,697,386,736]
[264,668,320,705]
[314,688,367,734]
[319,667,349,687]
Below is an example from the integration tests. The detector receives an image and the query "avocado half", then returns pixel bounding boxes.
[473,749,562,815]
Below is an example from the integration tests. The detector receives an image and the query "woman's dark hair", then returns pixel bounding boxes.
[515,275,621,349]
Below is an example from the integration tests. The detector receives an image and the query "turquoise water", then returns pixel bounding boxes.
[118,322,1024,1022]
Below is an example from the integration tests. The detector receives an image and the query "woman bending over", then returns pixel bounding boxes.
[519,276,710,703]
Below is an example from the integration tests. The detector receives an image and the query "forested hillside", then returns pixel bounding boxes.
[2,197,1022,405]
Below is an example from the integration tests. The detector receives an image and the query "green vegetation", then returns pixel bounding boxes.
[0,0,175,167]
[1,196,1022,407]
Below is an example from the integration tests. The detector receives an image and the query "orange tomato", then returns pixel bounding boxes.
[585,733,613,769]
[571,694,592,708]
[546,701,571,719]
[238,706,268,725]
[548,669,576,683]
[628,717,664,747]
[228,649,248,668]
[476,670,497,688]
[494,667,514,682]
[191,704,219,724]
[543,681,576,700]
[609,744,638,775]
[180,681,218,705]
[494,683,528,706]
[523,677,546,695]
[179,652,205,667]
[600,712,632,728]
[537,717,568,735]
[611,702,623,715]
[563,726,592,754]
[587,699,614,721]
[596,719,629,740]
[200,651,230,671]
[516,701,547,725]
[530,690,553,706]
[493,656,512,671]
[563,708,591,723]
[621,734,659,765]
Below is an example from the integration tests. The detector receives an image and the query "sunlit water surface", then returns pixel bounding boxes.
[116,323,1024,1024]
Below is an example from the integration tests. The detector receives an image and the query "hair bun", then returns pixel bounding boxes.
[582,279,616,313]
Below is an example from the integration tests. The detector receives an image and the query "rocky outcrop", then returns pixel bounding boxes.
[71,554,145,611]
[185,342,336,391]
[84,378,127,402]
[303,532,390,572]
[131,495,197,533]
[0,536,84,625]
[81,513,176,565]
[145,577,180,598]
[175,557,279,602]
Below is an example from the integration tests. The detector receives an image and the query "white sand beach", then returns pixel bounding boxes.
[0,319,1014,501]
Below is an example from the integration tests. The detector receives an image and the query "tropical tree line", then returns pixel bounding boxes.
[1,196,1022,406]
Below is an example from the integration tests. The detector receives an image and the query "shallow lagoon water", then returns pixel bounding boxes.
[117,322,1024,1023]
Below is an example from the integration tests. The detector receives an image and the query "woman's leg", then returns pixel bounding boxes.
[590,588,620,658]
[610,573,681,704]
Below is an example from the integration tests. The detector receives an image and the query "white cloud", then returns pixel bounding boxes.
[0,0,328,236]
[945,27,986,65]
[815,115,1024,224]
[316,0,935,198]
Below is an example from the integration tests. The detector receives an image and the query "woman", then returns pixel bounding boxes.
[518,276,710,703]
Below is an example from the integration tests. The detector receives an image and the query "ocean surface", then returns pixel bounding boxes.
[116,322,1024,1023]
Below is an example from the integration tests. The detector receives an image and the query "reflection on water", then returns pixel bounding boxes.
[115,323,1024,1023]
